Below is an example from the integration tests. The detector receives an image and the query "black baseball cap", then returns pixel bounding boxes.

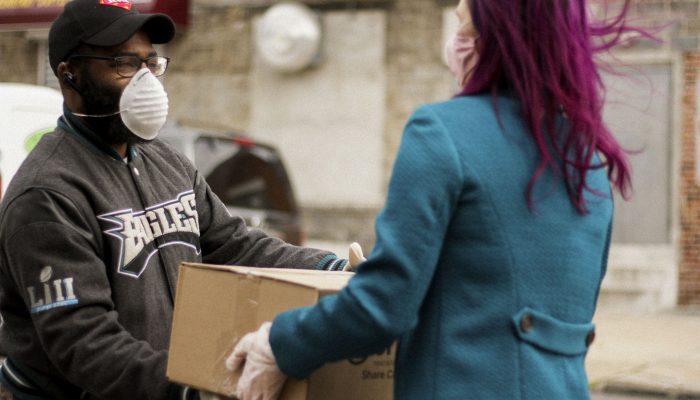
[48,0,175,76]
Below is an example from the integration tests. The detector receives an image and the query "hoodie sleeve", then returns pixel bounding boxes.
[192,171,348,271]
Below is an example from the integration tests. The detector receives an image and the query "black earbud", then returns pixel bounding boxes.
[63,72,81,94]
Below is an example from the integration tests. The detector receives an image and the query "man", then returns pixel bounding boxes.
[0,1,360,398]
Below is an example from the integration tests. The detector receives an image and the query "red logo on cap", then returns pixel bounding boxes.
[99,0,132,11]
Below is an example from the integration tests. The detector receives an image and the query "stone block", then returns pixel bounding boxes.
[671,0,700,15]
[672,35,700,50]
[167,7,251,74]
[0,33,39,84]
[302,207,379,250]
[636,0,670,16]
[164,72,250,131]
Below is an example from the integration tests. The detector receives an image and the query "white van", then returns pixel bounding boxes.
[0,83,63,199]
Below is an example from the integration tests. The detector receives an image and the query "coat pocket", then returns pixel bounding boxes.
[511,307,595,356]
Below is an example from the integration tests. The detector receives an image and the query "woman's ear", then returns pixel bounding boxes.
[457,0,478,37]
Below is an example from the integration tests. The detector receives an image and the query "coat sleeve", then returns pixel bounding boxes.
[192,170,347,271]
[269,105,465,378]
[0,189,180,400]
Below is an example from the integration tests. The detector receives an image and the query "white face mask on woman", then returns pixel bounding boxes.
[119,67,169,140]
[444,31,479,89]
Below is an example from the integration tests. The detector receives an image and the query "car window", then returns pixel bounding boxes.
[193,137,243,177]
[160,127,303,244]
[200,138,282,211]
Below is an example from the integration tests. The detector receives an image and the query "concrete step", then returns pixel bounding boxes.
[600,265,668,292]
[597,244,677,312]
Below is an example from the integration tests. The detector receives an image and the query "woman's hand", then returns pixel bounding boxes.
[226,322,287,400]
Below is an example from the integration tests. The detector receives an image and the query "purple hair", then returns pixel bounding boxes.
[463,0,649,213]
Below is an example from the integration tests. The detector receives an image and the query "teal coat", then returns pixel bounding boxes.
[270,94,612,399]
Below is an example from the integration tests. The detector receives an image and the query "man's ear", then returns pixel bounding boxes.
[57,62,71,82]
[57,61,81,94]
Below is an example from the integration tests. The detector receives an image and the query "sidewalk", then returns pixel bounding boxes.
[586,307,700,398]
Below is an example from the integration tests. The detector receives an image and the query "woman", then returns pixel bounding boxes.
[229,0,638,398]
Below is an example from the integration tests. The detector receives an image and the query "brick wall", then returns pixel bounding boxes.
[679,52,700,305]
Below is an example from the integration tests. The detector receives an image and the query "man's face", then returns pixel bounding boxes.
[73,31,157,145]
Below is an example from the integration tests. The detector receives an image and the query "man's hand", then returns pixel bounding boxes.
[226,322,286,400]
[343,242,366,272]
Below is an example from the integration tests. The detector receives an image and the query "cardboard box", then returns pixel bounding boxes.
[167,263,395,399]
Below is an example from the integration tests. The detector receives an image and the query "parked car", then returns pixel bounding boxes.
[159,123,305,245]
[0,83,63,200]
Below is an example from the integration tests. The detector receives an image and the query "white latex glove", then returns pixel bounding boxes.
[342,242,366,272]
[226,322,286,400]
[199,391,225,400]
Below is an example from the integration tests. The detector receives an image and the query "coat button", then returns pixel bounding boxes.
[586,331,596,347]
[520,314,534,333]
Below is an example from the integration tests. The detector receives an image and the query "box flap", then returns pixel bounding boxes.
[181,263,353,291]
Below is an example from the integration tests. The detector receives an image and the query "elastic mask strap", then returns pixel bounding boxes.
[71,110,122,118]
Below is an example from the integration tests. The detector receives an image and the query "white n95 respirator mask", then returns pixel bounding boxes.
[119,67,169,140]
[71,67,169,141]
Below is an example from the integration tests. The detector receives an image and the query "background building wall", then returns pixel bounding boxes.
[159,0,454,251]
[3,0,700,306]
[0,31,38,84]
[166,5,252,131]
[248,10,386,209]
[623,0,700,307]
[162,0,700,307]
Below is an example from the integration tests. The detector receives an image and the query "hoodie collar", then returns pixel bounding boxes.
[58,103,138,162]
